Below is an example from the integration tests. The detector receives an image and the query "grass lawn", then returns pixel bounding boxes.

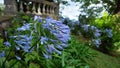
[74,35,120,68]
[87,48,120,68]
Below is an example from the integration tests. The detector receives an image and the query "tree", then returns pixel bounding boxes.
[60,0,120,23]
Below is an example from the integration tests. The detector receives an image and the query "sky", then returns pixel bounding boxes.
[0,0,80,20]
[0,0,3,4]
[60,0,81,20]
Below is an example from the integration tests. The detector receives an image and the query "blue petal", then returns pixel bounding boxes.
[15,55,21,60]
[0,51,5,58]
[4,41,11,47]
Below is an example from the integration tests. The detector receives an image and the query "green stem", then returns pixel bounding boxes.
[2,47,12,67]
[62,52,65,67]
[9,60,18,68]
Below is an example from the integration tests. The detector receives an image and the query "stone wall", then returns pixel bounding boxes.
[0,16,12,39]
[1,0,59,39]
[4,0,59,20]
[4,0,17,15]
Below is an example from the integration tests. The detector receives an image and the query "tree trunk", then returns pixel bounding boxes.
[114,0,120,14]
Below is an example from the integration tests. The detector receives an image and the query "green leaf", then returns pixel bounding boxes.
[29,63,40,68]
[62,52,65,67]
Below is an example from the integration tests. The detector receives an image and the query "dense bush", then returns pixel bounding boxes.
[90,12,120,52]
[62,12,120,53]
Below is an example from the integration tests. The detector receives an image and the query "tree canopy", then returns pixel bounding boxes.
[72,0,120,14]
[59,0,120,23]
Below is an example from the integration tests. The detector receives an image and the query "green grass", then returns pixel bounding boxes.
[74,35,120,68]
[87,48,120,68]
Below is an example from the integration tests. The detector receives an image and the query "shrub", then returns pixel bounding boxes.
[0,14,93,68]
[0,14,71,67]
[62,12,120,53]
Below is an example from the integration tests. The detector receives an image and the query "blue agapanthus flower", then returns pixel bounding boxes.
[3,35,33,60]
[45,44,62,55]
[94,29,101,38]
[0,51,5,58]
[56,45,64,51]
[15,46,20,50]
[60,43,68,48]
[4,41,11,47]
[34,15,42,22]
[17,23,31,31]
[15,55,21,60]
[40,36,48,44]
[43,52,52,59]
[105,29,113,38]
[10,35,33,53]
[90,26,97,30]
[92,38,101,47]
[82,24,90,32]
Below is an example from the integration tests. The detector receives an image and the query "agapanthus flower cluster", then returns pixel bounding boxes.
[60,17,102,47]
[3,34,33,60]
[34,16,70,59]
[2,15,70,60]
[11,35,33,52]
[78,23,113,47]
[81,24,102,47]
[88,25,102,47]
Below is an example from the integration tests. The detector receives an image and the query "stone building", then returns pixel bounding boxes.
[0,0,59,39]
[4,0,59,19]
